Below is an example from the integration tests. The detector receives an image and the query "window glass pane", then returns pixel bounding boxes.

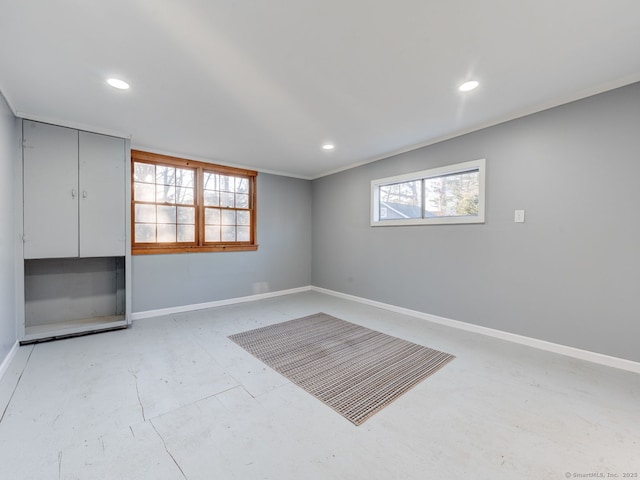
[177,206,195,224]
[157,205,176,224]
[135,223,156,242]
[177,225,195,242]
[236,194,249,208]
[220,192,234,208]
[205,225,220,242]
[204,190,220,206]
[176,187,194,205]
[134,182,155,202]
[134,163,155,183]
[424,170,479,217]
[203,172,218,190]
[236,178,249,193]
[156,166,176,186]
[378,180,422,220]
[221,210,236,225]
[157,224,176,242]
[237,226,250,241]
[221,225,236,242]
[135,204,156,223]
[237,211,250,226]
[176,168,194,187]
[156,185,176,204]
[219,176,234,192]
[205,208,221,225]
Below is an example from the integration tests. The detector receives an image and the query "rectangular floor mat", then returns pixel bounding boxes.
[228,312,455,425]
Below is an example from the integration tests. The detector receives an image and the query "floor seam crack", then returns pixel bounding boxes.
[150,419,189,480]
[129,370,146,422]
[0,345,35,424]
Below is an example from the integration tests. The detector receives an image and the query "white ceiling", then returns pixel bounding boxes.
[1,1,639,179]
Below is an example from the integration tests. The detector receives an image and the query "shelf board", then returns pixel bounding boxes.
[21,315,128,344]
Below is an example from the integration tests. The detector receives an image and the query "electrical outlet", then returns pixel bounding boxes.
[514,210,525,223]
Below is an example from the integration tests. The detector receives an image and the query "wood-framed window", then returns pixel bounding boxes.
[132,150,257,254]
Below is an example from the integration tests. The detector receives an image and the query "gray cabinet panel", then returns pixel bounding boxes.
[23,121,79,259]
[79,132,125,256]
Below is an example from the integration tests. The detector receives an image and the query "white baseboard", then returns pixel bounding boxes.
[131,286,312,320]
[311,286,640,374]
[0,341,20,382]
[129,284,640,374]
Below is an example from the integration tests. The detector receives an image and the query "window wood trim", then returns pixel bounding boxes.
[131,150,258,254]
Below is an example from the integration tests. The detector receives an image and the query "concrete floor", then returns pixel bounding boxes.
[1,291,638,479]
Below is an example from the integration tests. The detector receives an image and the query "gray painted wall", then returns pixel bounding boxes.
[132,172,312,312]
[312,82,640,362]
[0,93,17,363]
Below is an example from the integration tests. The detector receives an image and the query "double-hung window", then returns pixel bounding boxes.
[371,159,485,226]
[132,150,257,254]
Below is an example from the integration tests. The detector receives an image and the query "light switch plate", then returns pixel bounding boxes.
[514,210,525,223]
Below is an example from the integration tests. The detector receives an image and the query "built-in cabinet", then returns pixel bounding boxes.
[19,120,131,343]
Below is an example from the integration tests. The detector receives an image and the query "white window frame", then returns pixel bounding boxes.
[371,159,486,226]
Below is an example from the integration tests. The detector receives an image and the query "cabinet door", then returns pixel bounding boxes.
[79,131,125,257]
[23,121,79,259]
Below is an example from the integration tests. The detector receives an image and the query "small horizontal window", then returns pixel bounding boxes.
[371,159,485,226]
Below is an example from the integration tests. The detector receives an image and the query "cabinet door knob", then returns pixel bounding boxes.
[83,190,88,198]
[71,189,77,198]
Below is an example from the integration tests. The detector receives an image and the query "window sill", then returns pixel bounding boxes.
[132,244,259,255]
[371,216,484,226]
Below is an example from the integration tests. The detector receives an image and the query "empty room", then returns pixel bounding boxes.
[1,1,639,479]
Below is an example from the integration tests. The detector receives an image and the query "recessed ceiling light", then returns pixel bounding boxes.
[459,80,479,92]
[107,78,130,90]
[322,143,335,151]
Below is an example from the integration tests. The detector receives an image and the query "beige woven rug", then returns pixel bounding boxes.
[228,312,455,425]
